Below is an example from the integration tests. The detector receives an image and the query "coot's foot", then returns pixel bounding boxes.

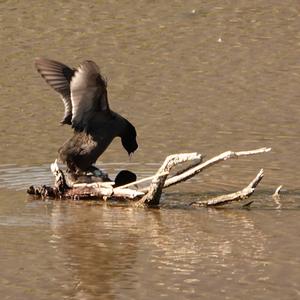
[65,166,111,184]
[86,166,109,181]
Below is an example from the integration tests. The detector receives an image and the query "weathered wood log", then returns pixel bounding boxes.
[63,185,144,200]
[27,147,272,207]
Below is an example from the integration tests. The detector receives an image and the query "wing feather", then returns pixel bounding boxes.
[35,58,74,124]
[70,60,108,131]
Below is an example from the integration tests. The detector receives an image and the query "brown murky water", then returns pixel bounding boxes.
[1,1,300,299]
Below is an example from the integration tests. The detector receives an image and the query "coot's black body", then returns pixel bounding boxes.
[35,58,138,175]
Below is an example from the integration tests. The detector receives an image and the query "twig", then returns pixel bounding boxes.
[272,185,282,198]
[190,169,264,207]
[164,147,271,188]
[170,157,203,177]
[272,185,282,209]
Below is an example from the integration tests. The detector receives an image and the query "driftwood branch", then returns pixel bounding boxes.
[272,185,282,198]
[135,153,201,207]
[190,169,264,207]
[163,147,271,188]
[134,148,269,206]
[272,185,283,209]
[27,147,271,207]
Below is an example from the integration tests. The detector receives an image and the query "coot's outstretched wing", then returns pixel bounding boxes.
[35,58,75,124]
[70,60,109,131]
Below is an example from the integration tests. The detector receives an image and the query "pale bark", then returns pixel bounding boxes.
[135,153,201,207]
[163,147,271,188]
[190,169,264,207]
[272,185,282,198]
[272,185,283,209]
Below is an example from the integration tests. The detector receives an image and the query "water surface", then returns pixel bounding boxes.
[1,1,300,299]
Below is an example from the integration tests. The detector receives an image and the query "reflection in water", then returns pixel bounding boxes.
[48,204,271,299]
[0,187,299,299]
[49,204,144,299]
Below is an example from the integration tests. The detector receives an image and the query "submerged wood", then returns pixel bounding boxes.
[27,147,271,207]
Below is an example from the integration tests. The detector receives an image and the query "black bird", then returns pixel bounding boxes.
[114,170,137,187]
[35,58,138,176]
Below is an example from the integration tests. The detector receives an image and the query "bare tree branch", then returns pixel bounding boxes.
[190,169,264,207]
[272,185,282,198]
[272,185,283,209]
[164,147,271,188]
[135,153,201,207]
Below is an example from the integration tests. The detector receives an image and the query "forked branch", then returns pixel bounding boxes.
[163,147,271,188]
[190,169,264,207]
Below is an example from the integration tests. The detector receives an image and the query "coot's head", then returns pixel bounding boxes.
[114,170,137,187]
[121,121,138,155]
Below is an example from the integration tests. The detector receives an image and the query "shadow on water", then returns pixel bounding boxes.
[5,201,267,299]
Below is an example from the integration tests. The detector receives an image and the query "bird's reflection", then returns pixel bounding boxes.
[48,202,161,299]
[48,202,268,299]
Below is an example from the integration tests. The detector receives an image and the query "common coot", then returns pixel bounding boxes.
[35,58,138,176]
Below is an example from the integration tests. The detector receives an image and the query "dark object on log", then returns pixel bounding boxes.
[27,147,272,207]
[114,170,137,187]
